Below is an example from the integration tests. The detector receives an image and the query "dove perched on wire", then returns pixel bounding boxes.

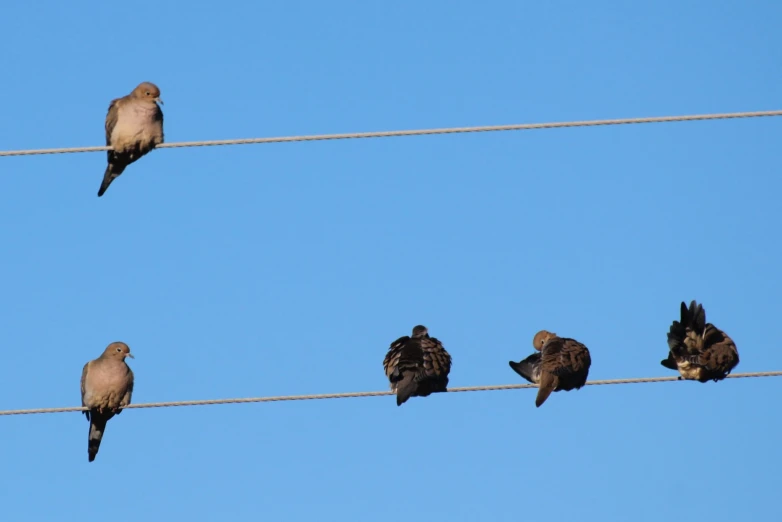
[509,330,591,407]
[80,342,135,462]
[383,325,452,406]
[661,300,739,382]
[98,82,164,197]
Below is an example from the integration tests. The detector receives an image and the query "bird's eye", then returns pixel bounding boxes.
[146,91,150,96]
[116,347,122,352]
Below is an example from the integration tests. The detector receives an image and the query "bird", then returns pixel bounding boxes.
[80,342,135,462]
[383,325,452,406]
[98,82,164,196]
[661,300,739,382]
[509,330,591,407]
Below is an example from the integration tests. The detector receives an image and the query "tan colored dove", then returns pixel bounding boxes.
[80,342,135,462]
[98,82,164,197]
[383,325,452,406]
[661,300,739,382]
[508,330,591,407]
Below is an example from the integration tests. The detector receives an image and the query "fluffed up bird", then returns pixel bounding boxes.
[661,300,739,382]
[80,342,135,462]
[98,82,164,197]
[383,325,452,406]
[509,330,591,407]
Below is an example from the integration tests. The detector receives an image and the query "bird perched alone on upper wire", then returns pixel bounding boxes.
[661,300,739,382]
[383,325,452,406]
[98,82,164,197]
[509,330,591,408]
[80,342,135,462]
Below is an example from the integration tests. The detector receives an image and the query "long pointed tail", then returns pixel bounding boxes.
[88,414,109,462]
[98,162,125,197]
[535,372,558,408]
[395,373,418,406]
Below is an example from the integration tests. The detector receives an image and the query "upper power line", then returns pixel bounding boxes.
[1,109,780,158]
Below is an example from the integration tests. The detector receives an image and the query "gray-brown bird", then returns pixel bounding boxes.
[98,82,164,197]
[383,325,452,406]
[80,342,135,462]
[509,330,591,407]
[661,300,739,382]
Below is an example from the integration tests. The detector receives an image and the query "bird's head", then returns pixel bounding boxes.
[532,330,556,351]
[133,82,163,105]
[411,325,429,338]
[104,341,134,360]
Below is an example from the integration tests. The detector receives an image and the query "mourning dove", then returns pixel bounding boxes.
[80,342,135,462]
[661,300,739,382]
[509,330,591,407]
[98,82,164,197]
[383,325,452,406]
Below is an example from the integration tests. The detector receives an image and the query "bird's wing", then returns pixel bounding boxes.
[105,97,122,146]
[421,337,452,380]
[541,337,591,377]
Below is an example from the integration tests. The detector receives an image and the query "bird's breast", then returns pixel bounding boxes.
[87,362,130,389]
[111,104,163,149]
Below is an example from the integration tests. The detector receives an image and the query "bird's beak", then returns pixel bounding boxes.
[155,97,164,106]
[126,353,135,359]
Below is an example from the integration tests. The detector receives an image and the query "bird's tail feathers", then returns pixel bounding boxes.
[395,373,418,406]
[88,414,109,462]
[97,163,125,197]
[535,372,558,408]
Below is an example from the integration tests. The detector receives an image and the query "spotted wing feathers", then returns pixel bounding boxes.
[663,300,739,382]
[383,336,452,406]
[510,336,591,408]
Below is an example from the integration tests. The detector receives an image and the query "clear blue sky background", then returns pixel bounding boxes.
[1,1,780,520]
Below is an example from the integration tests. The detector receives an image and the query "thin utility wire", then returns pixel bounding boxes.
[1,110,780,158]
[1,371,779,417]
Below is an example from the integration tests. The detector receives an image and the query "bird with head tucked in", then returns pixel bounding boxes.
[383,325,452,406]
[661,300,739,382]
[509,329,591,407]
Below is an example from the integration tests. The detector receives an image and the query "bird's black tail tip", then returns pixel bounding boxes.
[535,389,551,408]
[394,374,418,407]
[97,165,117,197]
[396,388,414,406]
[88,440,100,462]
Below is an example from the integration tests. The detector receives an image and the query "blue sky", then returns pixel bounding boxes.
[1,1,780,520]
